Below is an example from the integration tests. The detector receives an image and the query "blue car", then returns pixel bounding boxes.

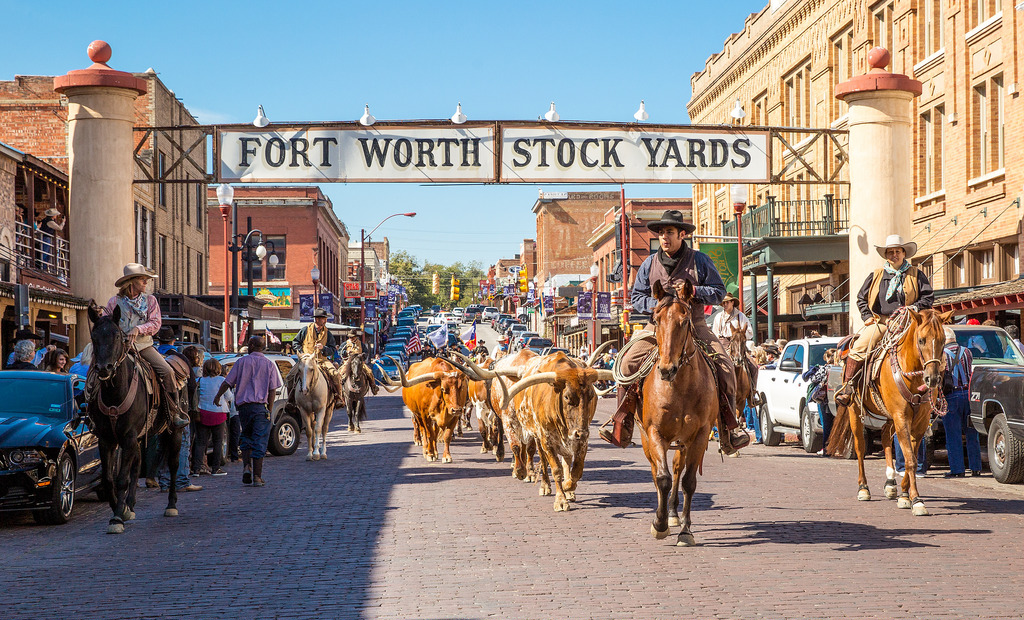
[0,372,103,524]
[373,357,402,382]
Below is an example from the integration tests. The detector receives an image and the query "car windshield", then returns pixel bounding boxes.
[0,379,69,418]
[808,344,833,367]
[954,329,1024,364]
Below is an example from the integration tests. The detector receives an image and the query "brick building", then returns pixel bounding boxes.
[207,186,349,338]
[533,191,620,288]
[688,0,1024,337]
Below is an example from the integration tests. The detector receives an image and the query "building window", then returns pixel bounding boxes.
[784,60,812,128]
[753,91,768,126]
[973,82,989,177]
[872,1,894,50]
[134,202,152,268]
[196,184,204,230]
[157,152,166,207]
[977,248,995,282]
[186,251,192,295]
[948,253,966,287]
[266,235,286,280]
[158,235,167,287]
[832,26,854,85]
[995,75,1004,171]
[913,256,934,281]
[922,0,943,56]
[919,105,944,195]
[185,178,191,225]
[973,0,997,28]
[1003,244,1020,279]
[649,238,660,252]
[197,253,204,294]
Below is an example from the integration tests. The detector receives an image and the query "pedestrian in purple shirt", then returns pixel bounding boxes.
[215,336,282,487]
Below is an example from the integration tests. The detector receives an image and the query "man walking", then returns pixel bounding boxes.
[215,336,281,487]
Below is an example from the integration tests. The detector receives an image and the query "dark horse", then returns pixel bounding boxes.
[88,305,183,534]
[343,353,369,433]
[640,280,721,546]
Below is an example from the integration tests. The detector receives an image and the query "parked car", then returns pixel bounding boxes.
[756,336,885,453]
[373,356,402,382]
[0,372,102,525]
[952,325,1024,484]
[511,331,539,351]
[464,305,483,323]
[218,354,300,457]
[451,307,465,321]
[482,307,500,322]
[524,337,553,353]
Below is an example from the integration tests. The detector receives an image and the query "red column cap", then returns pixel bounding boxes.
[54,40,147,95]
[835,47,921,100]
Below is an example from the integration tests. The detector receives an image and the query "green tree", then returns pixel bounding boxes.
[387,251,487,309]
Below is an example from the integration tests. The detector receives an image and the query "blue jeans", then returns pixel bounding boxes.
[158,424,191,489]
[238,403,271,459]
[818,401,834,451]
[744,405,762,443]
[893,430,927,474]
[944,390,982,474]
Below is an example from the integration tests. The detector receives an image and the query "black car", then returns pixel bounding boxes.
[0,372,103,524]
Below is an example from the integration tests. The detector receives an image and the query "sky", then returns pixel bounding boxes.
[2,0,766,267]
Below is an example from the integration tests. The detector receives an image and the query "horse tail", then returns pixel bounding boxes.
[827,403,855,457]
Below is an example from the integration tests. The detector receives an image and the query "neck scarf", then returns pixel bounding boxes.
[883,261,911,302]
[657,243,688,275]
[122,292,148,320]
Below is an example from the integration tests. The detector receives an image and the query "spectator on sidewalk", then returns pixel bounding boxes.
[68,343,93,379]
[39,348,70,374]
[215,336,281,487]
[7,340,39,370]
[942,326,981,478]
[194,359,230,477]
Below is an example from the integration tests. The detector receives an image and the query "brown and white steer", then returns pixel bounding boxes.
[392,357,469,463]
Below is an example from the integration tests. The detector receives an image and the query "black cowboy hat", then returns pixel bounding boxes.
[13,329,42,341]
[156,326,176,343]
[312,308,330,318]
[647,210,696,234]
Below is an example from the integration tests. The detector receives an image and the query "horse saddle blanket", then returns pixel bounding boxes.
[836,335,856,361]
[165,355,191,392]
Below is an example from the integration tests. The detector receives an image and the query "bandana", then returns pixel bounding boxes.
[122,292,149,321]
[883,261,911,303]
[657,243,689,276]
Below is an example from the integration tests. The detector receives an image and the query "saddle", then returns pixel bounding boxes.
[836,335,856,361]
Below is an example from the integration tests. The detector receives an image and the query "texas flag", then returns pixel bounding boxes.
[460,320,477,349]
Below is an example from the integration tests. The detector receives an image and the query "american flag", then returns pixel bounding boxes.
[265,327,281,345]
[405,331,422,354]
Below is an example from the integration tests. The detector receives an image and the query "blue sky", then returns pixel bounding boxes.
[3,0,765,266]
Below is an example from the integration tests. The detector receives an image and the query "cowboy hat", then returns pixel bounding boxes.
[348,328,363,337]
[874,234,918,259]
[312,307,329,318]
[114,263,158,288]
[44,208,60,217]
[14,329,42,341]
[156,326,176,344]
[646,210,696,234]
[720,293,740,306]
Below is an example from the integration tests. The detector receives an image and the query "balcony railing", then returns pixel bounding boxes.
[15,222,69,285]
[722,194,848,239]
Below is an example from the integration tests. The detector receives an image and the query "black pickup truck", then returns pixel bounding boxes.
[949,325,1024,484]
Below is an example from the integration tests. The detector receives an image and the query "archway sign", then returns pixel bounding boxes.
[214,122,770,185]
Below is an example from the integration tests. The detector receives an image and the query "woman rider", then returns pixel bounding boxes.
[105,263,189,428]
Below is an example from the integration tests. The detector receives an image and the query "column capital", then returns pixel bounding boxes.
[835,47,921,101]
[54,40,147,95]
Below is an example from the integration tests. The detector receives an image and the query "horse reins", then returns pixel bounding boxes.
[96,332,142,418]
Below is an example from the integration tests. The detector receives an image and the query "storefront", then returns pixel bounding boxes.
[0,282,89,361]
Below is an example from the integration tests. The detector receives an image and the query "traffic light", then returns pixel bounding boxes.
[620,309,632,338]
[518,268,528,293]
[432,272,440,295]
[450,276,461,301]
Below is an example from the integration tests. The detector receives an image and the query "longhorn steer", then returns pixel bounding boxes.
[465,356,506,461]
[501,352,613,511]
[393,357,468,463]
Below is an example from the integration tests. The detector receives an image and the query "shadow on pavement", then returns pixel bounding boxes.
[699,519,990,550]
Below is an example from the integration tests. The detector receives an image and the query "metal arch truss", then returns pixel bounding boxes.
[130,123,849,186]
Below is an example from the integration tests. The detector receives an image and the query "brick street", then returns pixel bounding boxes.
[2,395,1022,620]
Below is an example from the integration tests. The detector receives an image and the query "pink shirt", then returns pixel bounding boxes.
[105,294,161,336]
[224,352,282,405]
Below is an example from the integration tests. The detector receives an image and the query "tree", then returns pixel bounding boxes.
[387,250,487,309]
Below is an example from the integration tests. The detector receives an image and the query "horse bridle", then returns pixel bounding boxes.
[887,318,944,411]
[96,330,142,418]
[654,296,699,369]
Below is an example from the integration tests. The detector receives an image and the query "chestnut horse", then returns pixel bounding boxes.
[725,325,755,415]
[827,308,953,516]
[640,280,721,546]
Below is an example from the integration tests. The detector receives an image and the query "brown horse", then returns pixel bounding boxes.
[827,308,953,516]
[640,279,720,546]
[725,325,756,415]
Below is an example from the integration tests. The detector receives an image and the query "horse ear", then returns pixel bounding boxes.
[679,280,695,302]
[111,304,121,324]
[88,302,102,324]
[652,280,666,300]
[939,309,956,324]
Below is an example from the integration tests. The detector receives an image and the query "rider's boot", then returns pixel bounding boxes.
[834,357,864,407]
[167,396,190,429]
[364,365,379,395]
[719,391,750,455]
[598,385,637,448]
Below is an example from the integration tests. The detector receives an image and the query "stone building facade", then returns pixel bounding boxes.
[688,0,1024,332]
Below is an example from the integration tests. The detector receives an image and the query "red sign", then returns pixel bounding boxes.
[343,282,379,299]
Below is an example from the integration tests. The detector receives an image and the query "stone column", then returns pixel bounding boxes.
[54,41,147,304]
[836,47,921,332]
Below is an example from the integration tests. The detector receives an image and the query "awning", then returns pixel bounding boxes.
[254,319,355,333]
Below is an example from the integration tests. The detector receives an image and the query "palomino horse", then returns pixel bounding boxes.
[87,306,184,534]
[291,354,333,461]
[640,280,721,546]
[342,353,369,433]
[827,308,953,516]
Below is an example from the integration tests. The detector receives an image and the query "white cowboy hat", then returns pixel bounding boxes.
[44,208,60,217]
[874,234,918,259]
[114,263,158,288]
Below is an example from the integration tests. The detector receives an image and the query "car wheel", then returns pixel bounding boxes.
[268,415,300,457]
[989,413,1024,484]
[34,451,75,525]
[760,401,782,446]
[800,404,822,453]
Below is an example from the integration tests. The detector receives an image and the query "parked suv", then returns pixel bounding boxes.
[219,354,300,457]
[482,307,500,322]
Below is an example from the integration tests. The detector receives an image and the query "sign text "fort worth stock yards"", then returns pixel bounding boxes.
[218,123,769,184]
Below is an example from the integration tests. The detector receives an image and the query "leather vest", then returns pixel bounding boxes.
[648,249,700,309]
[302,325,329,356]
[866,265,920,318]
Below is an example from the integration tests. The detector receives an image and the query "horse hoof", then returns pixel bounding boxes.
[120,509,135,521]
[676,532,697,547]
[884,481,898,500]
[441,456,452,463]
[857,488,871,501]
[651,524,670,539]
[164,508,178,517]
[912,501,929,516]
[565,491,576,502]
[897,496,912,509]
[553,499,570,512]
[480,447,488,453]
[106,522,125,535]
[320,453,328,460]
[355,429,362,434]
[668,516,681,527]
[306,454,314,461]
[539,486,552,497]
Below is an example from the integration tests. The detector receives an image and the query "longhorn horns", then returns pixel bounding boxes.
[586,340,615,368]
[500,368,615,410]
[387,355,444,388]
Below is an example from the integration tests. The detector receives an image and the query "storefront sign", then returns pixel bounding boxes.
[218,123,769,184]
[238,286,292,308]
[343,282,378,299]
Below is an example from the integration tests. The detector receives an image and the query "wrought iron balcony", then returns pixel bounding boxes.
[14,222,69,285]
[722,194,848,239]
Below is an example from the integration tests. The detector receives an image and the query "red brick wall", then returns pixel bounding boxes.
[534,192,618,286]
[0,76,69,172]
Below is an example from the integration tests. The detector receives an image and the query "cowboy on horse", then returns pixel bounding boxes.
[286,307,349,408]
[337,328,380,395]
[712,292,759,406]
[599,210,751,455]
[101,263,190,429]
[835,234,935,407]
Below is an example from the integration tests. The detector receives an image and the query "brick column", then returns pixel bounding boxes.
[836,47,921,332]
[54,41,147,303]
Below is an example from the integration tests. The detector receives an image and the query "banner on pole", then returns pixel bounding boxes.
[577,291,592,316]
[698,242,741,298]
[595,291,612,320]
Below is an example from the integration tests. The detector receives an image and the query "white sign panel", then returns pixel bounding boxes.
[219,125,496,183]
[499,125,769,184]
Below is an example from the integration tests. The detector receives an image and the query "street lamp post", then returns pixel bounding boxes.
[216,184,234,351]
[360,212,416,342]
[589,263,599,355]
[730,184,748,314]
[310,266,321,308]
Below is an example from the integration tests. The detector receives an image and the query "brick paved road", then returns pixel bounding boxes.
[2,394,1022,620]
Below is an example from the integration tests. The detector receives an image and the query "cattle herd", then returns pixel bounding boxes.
[379,344,614,511]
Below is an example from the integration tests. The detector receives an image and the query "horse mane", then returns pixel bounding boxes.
[299,353,319,392]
